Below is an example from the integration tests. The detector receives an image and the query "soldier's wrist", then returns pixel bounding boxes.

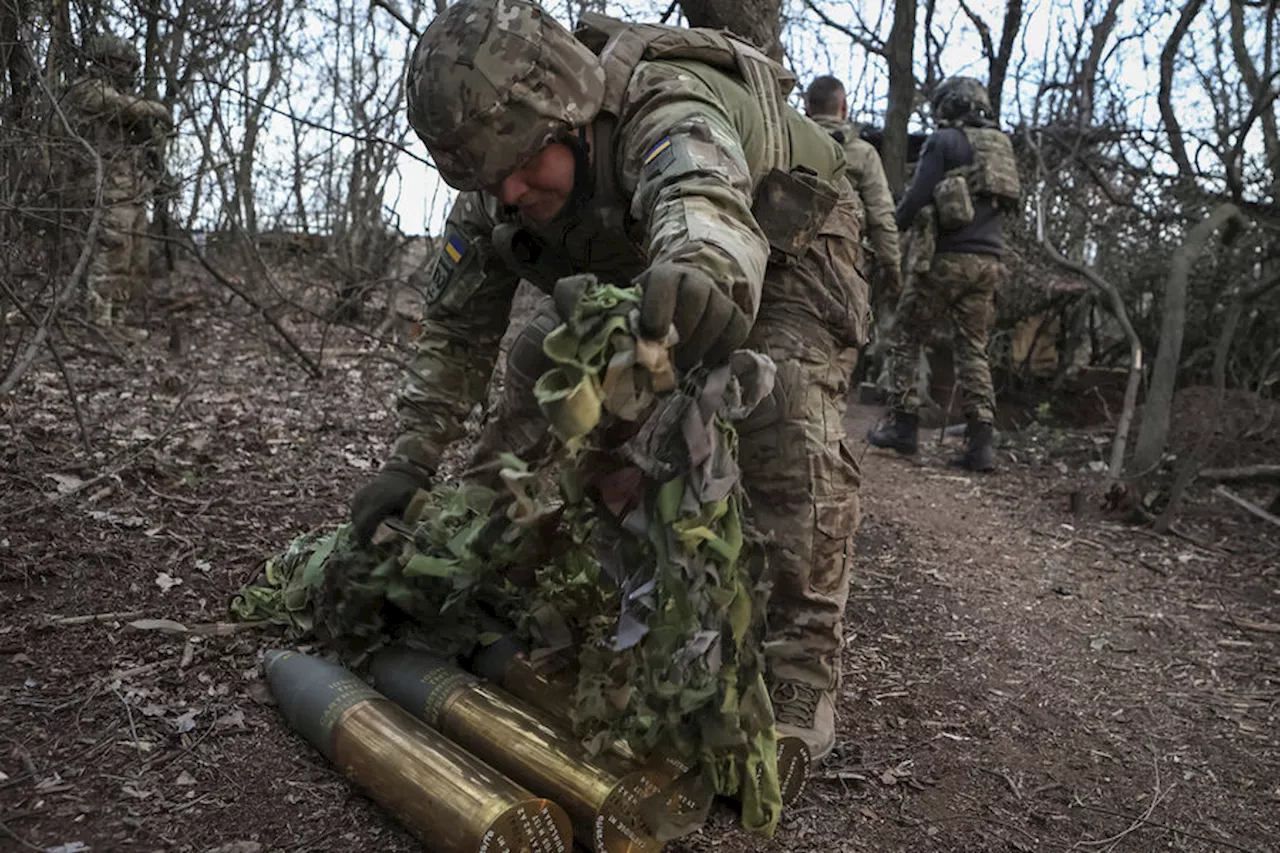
[381,459,434,485]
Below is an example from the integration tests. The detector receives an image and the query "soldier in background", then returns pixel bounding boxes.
[866,77,1021,471]
[804,76,900,306]
[349,0,869,759]
[61,33,171,328]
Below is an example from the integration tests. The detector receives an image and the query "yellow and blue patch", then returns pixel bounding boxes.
[427,231,468,304]
[443,234,465,263]
[644,137,673,165]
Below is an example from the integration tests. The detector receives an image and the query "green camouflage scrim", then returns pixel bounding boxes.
[404,0,606,190]
[59,46,170,326]
[886,252,1006,424]
[238,278,785,835]
[810,115,900,295]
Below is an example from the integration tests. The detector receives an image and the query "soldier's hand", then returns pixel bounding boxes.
[636,263,750,369]
[349,462,432,545]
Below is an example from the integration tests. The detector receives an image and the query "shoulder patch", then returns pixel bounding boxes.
[642,136,675,173]
[426,231,468,304]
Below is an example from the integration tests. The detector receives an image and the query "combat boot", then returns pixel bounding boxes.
[952,420,995,472]
[866,410,919,455]
[771,681,836,760]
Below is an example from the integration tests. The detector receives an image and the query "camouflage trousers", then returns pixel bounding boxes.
[85,198,149,326]
[887,252,1005,424]
[736,318,861,692]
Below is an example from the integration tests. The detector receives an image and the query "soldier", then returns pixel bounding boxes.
[61,33,171,327]
[866,77,1020,471]
[348,0,869,759]
[804,75,900,303]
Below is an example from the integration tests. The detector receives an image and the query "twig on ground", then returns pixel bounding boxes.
[111,684,145,765]
[1069,756,1172,851]
[1223,616,1280,635]
[980,767,1023,801]
[45,610,146,626]
[1071,802,1263,853]
[0,819,42,852]
[1199,464,1280,484]
[1214,486,1280,528]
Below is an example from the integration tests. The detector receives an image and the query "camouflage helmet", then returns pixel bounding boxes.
[404,0,606,191]
[931,77,992,121]
[85,33,140,68]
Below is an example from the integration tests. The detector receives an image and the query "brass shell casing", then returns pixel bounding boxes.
[265,650,572,853]
[370,648,667,853]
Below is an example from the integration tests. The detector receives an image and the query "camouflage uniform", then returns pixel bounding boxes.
[809,116,899,296]
[61,34,170,326]
[886,252,1005,421]
[385,1,869,756]
[879,79,1018,436]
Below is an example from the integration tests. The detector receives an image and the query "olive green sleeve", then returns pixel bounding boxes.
[388,192,521,474]
[849,140,900,278]
[64,78,170,127]
[615,60,769,324]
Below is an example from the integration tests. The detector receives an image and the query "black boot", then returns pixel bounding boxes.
[952,420,995,471]
[867,411,919,455]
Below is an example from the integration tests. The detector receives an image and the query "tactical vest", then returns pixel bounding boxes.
[933,126,1021,230]
[493,14,850,288]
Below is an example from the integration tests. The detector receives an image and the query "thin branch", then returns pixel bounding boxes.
[800,0,886,56]
[1158,0,1207,177]
[371,0,421,36]
[153,232,323,377]
[0,49,107,396]
[0,280,91,453]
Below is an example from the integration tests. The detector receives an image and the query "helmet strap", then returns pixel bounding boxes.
[565,126,594,211]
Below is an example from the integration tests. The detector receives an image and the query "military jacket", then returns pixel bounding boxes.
[391,30,855,474]
[810,115,899,278]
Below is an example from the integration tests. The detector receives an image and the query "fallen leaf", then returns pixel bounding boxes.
[87,510,146,528]
[128,618,189,634]
[155,573,183,593]
[140,703,167,717]
[43,843,90,853]
[879,769,899,786]
[10,652,33,665]
[194,559,212,573]
[172,709,200,733]
[214,709,246,731]
[174,770,197,786]
[121,783,153,800]
[207,843,263,853]
[45,473,84,494]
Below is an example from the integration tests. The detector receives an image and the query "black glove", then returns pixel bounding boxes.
[635,263,750,369]
[349,461,431,545]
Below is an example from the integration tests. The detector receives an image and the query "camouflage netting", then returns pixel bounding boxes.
[232,276,785,835]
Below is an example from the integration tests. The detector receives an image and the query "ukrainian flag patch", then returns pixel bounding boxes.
[644,137,673,165]
[444,234,465,263]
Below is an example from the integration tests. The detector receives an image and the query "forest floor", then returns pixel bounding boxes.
[2,260,1278,853]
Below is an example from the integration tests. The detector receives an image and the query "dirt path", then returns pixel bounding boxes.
[2,295,1277,853]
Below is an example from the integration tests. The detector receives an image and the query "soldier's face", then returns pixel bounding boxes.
[493,142,576,224]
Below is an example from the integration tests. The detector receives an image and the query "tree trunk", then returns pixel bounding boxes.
[988,0,1023,121]
[883,0,917,195]
[1130,203,1243,477]
[679,0,783,60]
